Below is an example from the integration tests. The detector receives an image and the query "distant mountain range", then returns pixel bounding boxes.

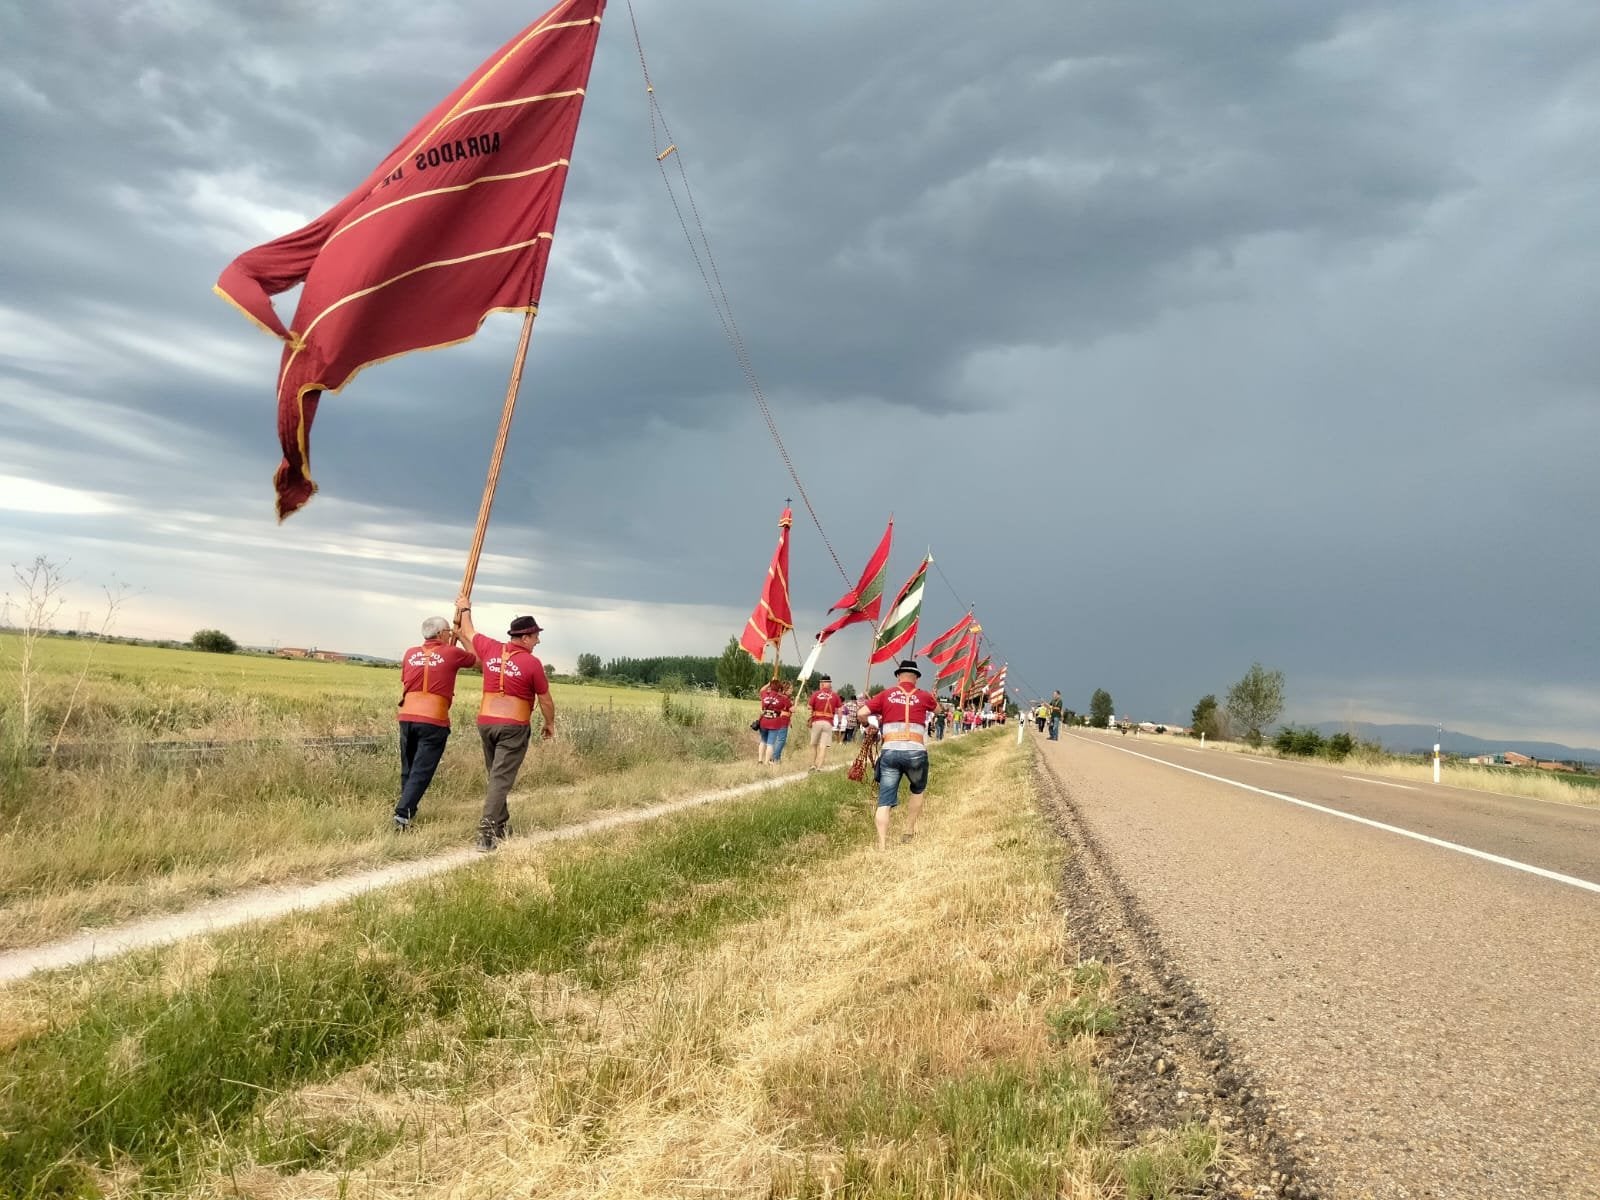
[1308,721,1600,765]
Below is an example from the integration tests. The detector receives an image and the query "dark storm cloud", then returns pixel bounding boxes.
[1,0,1597,741]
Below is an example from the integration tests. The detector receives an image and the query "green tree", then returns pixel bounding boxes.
[1225,662,1284,746]
[576,652,602,678]
[714,636,762,698]
[1190,694,1222,740]
[837,683,858,701]
[191,629,237,654]
[1089,689,1114,729]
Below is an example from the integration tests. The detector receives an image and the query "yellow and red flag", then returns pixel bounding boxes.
[740,508,795,663]
[215,0,607,519]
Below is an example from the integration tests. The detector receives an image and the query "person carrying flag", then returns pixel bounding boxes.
[455,597,555,851]
[392,615,478,831]
[857,659,939,850]
[806,674,842,771]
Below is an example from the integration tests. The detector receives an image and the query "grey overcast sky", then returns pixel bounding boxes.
[1,0,1597,742]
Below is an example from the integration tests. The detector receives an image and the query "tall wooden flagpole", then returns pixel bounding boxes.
[459,310,537,603]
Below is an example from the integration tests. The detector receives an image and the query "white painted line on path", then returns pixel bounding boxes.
[1066,736,1600,896]
[0,766,843,987]
[1342,775,1418,791]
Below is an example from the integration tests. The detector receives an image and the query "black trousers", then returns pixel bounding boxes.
[397,721,451,819]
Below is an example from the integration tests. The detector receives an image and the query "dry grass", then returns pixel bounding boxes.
[0,634,781,949]
[150,732,1212,1200]
[0,754,786,951]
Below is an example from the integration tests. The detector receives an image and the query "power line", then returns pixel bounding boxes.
[623,7,1042,694]
[625,0,849,586]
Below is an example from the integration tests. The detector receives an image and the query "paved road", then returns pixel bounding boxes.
[1041,730,1600,1199]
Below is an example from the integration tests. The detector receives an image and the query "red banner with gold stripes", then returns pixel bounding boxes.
[739,508,795,663]
[215,0,607,518]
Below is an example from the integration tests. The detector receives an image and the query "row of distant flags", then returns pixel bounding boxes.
[739,509,1007,705]
[204,0,1015,712]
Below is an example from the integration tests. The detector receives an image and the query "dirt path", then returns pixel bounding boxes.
[0,767,832,986]
[1038,732,1600,1199]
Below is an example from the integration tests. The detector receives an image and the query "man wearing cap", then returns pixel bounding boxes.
[393,615,478,831]
[455,597,556,851]
[857,659,939,850]
[806,674,842,771]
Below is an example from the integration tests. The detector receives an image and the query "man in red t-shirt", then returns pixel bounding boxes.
[858,659,938,850]
[456,597,555,851]
[755,677,793,765]
[393,616,477,830]
[806,674,841,771]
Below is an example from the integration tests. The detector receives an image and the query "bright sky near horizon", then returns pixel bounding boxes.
[1,0,1597,744]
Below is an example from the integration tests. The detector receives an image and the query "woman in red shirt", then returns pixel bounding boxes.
[756,677,794,765]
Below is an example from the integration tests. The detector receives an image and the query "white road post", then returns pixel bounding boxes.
[1200,732,1206,747]
[1017,715,1024,745]
[1433,743,1442,784]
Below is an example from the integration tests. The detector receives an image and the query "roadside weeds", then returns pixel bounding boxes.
[0,731,1221,1200]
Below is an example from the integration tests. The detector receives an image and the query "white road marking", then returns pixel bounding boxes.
[1342,775,1418,791]
[1066,735,1600,896]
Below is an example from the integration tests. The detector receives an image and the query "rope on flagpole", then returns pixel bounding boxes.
[624,0,850,588]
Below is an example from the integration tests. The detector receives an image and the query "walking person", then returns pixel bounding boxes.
[1035,702,1048,733]
[1048,690,1064,741]
[858,660,938,851]
[393,615,477,831]
[455,599,555,851]
[934,703,947,741]
[842,698,859,743]
[807,674,841,771]
[756,676,794,765]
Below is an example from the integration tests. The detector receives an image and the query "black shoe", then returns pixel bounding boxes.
[476,820,510,852]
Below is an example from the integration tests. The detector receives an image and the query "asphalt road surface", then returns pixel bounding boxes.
[1040,730,1600,1199]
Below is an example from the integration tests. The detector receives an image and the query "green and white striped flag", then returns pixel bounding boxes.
[870,554,930,665]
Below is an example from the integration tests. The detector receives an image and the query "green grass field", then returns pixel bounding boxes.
[1,634,700,743]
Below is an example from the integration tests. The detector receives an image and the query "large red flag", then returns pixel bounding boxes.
[215,0,607,519]
[739,508,795,663]
[817,518,892,642]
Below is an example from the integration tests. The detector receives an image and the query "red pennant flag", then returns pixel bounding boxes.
[917,609,972,666]
[964,655,992,703]
[215,0,607,519]
[935,625,980,692]
[817,518,892,642]
[739,508,795,663]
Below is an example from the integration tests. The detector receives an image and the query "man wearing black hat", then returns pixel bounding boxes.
[455,597,556,851]
[806,673,842,771]
[857,659,939,850]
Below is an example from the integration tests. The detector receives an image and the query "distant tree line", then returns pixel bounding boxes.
[576,652,721,688]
